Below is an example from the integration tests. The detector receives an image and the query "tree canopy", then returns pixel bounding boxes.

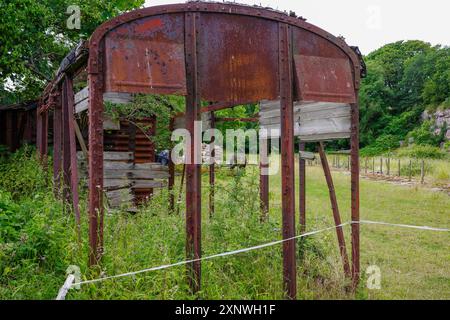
[0,2,448,157]
[0,0,144,104]
[358,40,449,155]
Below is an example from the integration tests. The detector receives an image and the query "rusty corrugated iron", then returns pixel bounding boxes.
[104,117,157,204]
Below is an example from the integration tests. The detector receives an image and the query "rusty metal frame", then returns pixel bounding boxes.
[298,141,306,233]
[279,22,296,299]
[350,101,360,288]
[208,112,215,218]
[53,93,62,195]
[184,11,202,293]
[33,2,362,299]
[168,117,175,212]
[259,138,269,222]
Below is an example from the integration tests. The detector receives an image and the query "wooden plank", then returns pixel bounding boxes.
[297,132,350,142]
[74,86,89,104]
[75,98,89,113]
[103,179,131,188]
[104,169,170,180]
[74,86,133,114]
[102,161,168,171]
[77,151,133,161]
[73,119,88,160]
[299,151,315,160]
[259,102,349,125]
[103,179,167,189]
[103,92,133,104]
[259,100,351,141]
[103,115,120,130]
[105,189,134,207]
[133,180,167,188]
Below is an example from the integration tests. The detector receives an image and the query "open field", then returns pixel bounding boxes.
[0,154,449,300]
[327,154,450,187]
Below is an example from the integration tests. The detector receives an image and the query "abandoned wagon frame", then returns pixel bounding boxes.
[35,2,366,299]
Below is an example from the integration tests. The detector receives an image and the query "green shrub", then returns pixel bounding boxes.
[0,145,50,200]
[395,145,447,159]
[406,120,441,146]
[360,134,401,156]
[0,148,80,299]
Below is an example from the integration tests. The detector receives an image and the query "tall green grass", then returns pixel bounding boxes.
[0,149,448,299]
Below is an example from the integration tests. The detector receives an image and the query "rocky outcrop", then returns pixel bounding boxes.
[422,109,450,140]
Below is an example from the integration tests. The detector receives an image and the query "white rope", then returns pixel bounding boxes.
[57,219,449,295]
[357,220,450,232]
[72,222,350,287]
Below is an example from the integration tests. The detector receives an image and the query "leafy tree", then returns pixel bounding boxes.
[0,0,144,104]
[359,40,450,153]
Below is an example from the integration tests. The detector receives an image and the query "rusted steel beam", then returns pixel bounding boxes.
[279,22,296,300]
[350,102,360,289]
[53,94,62,196]
[184,11,202,293]
[168,117,175,213]
[5,111,14,152]
[41,110,49,168]
[73,118,88,160]
[62,81,72,202]
[66,76,81,228]
[36,108,42,157]
[209,112,215,218]
[298,141,306,233]
[88,40,105,266]
[317,142,351,278]
[259,138,269,221]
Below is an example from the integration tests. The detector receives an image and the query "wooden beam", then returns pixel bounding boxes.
[318,142,351,278]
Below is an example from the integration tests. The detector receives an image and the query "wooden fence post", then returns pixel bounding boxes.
[409,160,412,181]
[318,143,351,278]
[387,157,390,176]
[398,159,401,177]
[380,157,383,174]
[420,160,425,184]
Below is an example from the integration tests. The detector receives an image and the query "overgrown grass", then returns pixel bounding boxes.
[0,149,448,299]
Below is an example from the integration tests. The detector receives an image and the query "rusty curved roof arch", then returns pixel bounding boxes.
[87,2,362,93]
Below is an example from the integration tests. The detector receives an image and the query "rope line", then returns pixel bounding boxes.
[72,222,350,287]
[56,219,449,299]
[358,220,449,232]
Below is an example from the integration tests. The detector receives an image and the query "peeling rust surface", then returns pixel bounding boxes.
[104,14,186,95]
[294,55,356,103]
[198,13,279,103]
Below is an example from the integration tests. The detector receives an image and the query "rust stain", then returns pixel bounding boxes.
[135,18,163,33]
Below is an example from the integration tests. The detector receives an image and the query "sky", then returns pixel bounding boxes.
[143,0,450,54]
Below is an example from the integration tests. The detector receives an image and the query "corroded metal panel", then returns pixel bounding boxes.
[292,27,356,103]
[104,14,186,95]
[198,13,279,103]
[294,55,356,103]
